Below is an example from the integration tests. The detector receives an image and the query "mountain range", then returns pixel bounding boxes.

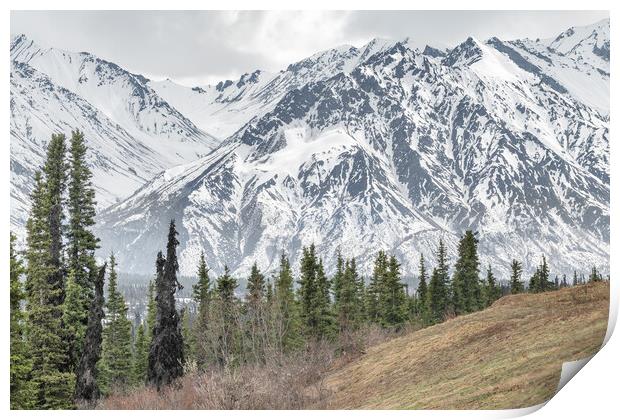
[10,19,610,282]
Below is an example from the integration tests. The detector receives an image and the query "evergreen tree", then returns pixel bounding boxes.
[416,253,429,322]
[148,220,185,390]
[64,130,99,371]
[246,262,266,304]
[100,254,133,393]
[509,260,524,294]
[529,255,552,293]
[216,265,238,304]
[483,265,501,307]
[10,233,35,409]
[366,251,388,323]
[379,255,407,328]
[332,250,345,306]
[298,245,319,334]
[451,231,482,314]
[427,239,450,324]
[43,134,68,308]
[336,257,363,333]
[74,264,106,403]
[214,265,240,366]
[314,259,336,339]
[132,323,148,387]
[245,262,267,362]
[192,252,211,307]
[589,266,602,283]
[25,166,74,408]
[274,252,302,352]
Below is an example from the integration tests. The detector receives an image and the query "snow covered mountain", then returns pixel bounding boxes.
[10,35,219,234]
[94,19,609,280]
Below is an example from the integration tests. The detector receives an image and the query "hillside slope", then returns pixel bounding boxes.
[324,282,609,409]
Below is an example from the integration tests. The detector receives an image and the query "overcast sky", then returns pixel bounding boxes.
[11,10,609,86]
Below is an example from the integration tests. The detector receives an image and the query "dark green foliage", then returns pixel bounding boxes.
[192,252,211,306]
[100,254,133,393]
[451,231,482,315]
[379,255,408,328]
[148,220,185,390]
[510,260,524,294]
[589,266,603,283]
[335,258,364,332]
[74,264,106,403]
[246,262,266,304]
[132,323,148,386]
[298,245,336,340]
[274,252,302,352]
[25,165,74,409]
[416,254,429,322]
[366,251,388,323]
[529,255,553,293]
[64,130,99,372]
[428,240,450,324]
[43,134,68,308]
[10,233,35,409]
[482,265,501,307]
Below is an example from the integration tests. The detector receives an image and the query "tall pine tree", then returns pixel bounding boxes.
[274,252,302,352]
[64,130,99,372]
[509,259,524,294]
[148,220,185,390]
[428,239,450,324]
[99,254,133,393]
[25,140,74,409]
[74,264,106,403]
[10,233,35,409]
[451,231,482,315]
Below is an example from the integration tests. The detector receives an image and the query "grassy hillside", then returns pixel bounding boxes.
[324,282,609,409]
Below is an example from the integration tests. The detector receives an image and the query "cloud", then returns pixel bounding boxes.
[10,10,609,87]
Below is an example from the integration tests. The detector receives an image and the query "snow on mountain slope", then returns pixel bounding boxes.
[10,60,168,233]
[10,34,219,160]
[10,34,222,238]
[96,22,609,280]
[149,38,399,139]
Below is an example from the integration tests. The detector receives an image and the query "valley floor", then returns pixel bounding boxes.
[323,282,609,409]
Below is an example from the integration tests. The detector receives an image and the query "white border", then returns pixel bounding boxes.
[2,1,617,419]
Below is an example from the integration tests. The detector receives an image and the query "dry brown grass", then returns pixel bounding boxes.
[323,282,610,409]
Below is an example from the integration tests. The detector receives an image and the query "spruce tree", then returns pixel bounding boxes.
[451,231,481,315]
[274,252,302,352]
[336,258,363,333]
[379,255,407,328]
[246,262,266,304]
[43,133,68,308]
[483,265,501,307]
[428,239,450,324]
[64,130,99,372]
[366,251,388,323]
[132,323,148,386]
[10,233,35,409]
[509,260,524,294]
[332,250,345,306]
[214,265,239,366]
[100,254,133,393]
[74,264,106,403]
[416,253,429,322]
[192,252,211,307]
[314,259,336,340]
[589,266,602,283]
[148,220,185,390]
[298,244,319,335]
[25,166,74,409]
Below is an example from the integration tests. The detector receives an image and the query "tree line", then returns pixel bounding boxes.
[10,132,608,409]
